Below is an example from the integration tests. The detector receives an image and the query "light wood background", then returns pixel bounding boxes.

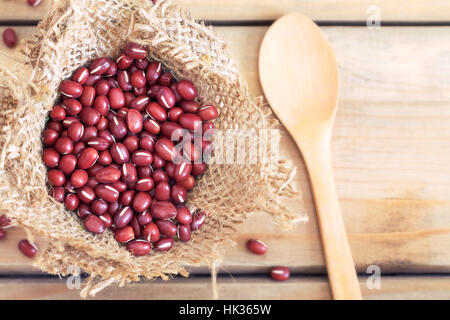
[0,0,449,299]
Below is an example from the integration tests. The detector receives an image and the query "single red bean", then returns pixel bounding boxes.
[153,169,169,184]
[111,181,127,193]
[67,122,84,142]
[62,117,79,128]
[2,28,17,48]
[91,198,108,215]
[154,237,174,252]
[89,57,112,75]
[132,192,152,213]
[70,169,88,188]
[43,148,60,168]
[177,80,197,100]
[131,150,153,166]
[43,129,59,147]
[143,119,161,135]
[96,117,109,131]
[176,205,193,225]
[246,239,268,255]
[130,216,142,237]
[154,181,170,201]
[124,42,147,59]
[143,221,161,242]
[158,72,173,86]
[95,167,121,183]
[120,163,137,184]
[160,121,184,141]
[177,175,195,191]
[139,137,155,152]
[54,137,73,154]
[105,62,118,77]
[46,120,62,132]
[48,169,65,186]
[50,186,65,203]
[93,95,110,115]
[165,162,176,178]
[123,135,139,153]
[126,109,143,133]
[270,267,290,281]
[126,239,151,256]
[148,84,162,99]
[97,150,112,166]
[180,100,200,113]
[173,162,192,182]
[152,154,166,169]
[117,70,132,92]
[110,143,130,164]
[119,190,135,206]
[171,184,187,204]
[81,126,98,143]
[155,138,176,161]
[98,213,113,228]
[190,211,206,231]
[129,95,150,111]
[146,61,162,84]
[59,154,77,175]
[98,129,115,145]
[79,86,95,107]
[77,203,93,219]
[168,107,183,122]
[109,88,126,109]
[60,80,83,98]
[72,67,89,84]
[50,105,66,121]
[63,98,82,116]
[155,220,177,237]
[87,137,110,151]
[84,74,101,86]
[131,70,146,89]
[64,194,80,210]
[107,201,120,215]
[170,83,183,103]
[95,79,111,96]
[95,184,120,202]
[179,113,202,132]
[157,87,175,109]
[178,224,191,242]
[138,210,152,226]
[117,54,134,70]
[146,102,167,122]
[198,105,219,121]
[135,58,149,70]
[150,200,177,219]
[135,178,154,192]
[0,215,10,227]
[78,147,99,169]
[137,166,152,178]
[84,214,105,234]
[79,107,101,126]
[115,225,134,243]
[191,163,207,176]
[18,240,38,258]
[109,116,128,139]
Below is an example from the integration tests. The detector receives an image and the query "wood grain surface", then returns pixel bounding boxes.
[0,0,449,22]
[1,26,449,279]
[0,276,450,300]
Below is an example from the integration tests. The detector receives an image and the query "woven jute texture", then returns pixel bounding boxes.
[0,0,306,297]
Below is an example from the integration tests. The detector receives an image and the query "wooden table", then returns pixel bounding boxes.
[1,0,449,300]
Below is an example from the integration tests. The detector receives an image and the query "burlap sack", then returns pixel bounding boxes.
[0,0,306,297]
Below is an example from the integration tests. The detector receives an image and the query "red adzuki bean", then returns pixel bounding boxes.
[246,239,268,255]
[270,267,290,281]
[43,43,214,255]
[18,240,38,258]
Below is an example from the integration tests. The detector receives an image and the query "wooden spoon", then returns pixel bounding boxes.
[259,13,362,300]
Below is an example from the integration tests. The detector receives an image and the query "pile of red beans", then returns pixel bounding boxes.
[43,42,218,256]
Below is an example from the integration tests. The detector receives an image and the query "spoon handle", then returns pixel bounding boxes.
[300,132,362,300]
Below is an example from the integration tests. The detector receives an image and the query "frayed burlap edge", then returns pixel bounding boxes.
[0,0,307,298]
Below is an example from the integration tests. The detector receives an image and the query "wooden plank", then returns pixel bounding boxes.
[1,26,450,275]
[0,276,449,299]
[0,0,449,22]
